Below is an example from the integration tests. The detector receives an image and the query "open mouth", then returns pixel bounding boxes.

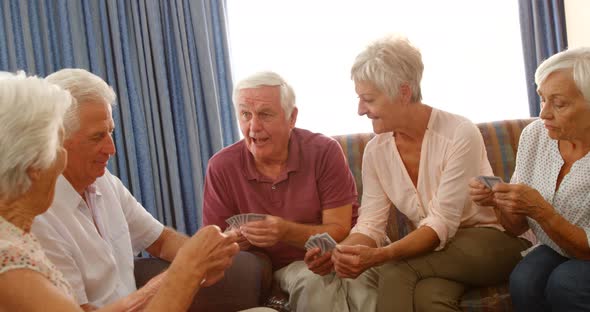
[251,137,270,145]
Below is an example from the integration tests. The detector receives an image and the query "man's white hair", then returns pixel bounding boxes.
[535,47,590,104]
[0,71,72,199]
[232,71,296,119]
[45,68,116,138]
[351,34,424,102]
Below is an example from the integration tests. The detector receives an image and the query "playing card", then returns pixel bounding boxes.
[319,233,337,250]
[245,213,266,222]
[484,176,503,188]
[225,215,238,228]
[226,213,267,229]
[304,235,318,251]
[477,175,503,189]
[305,233,337,255]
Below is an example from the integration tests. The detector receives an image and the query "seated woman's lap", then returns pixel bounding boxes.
[377,227,528,311]
[510,244,590,311]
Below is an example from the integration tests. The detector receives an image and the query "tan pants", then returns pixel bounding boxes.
[377,227,530,312]
[274,260,379,312]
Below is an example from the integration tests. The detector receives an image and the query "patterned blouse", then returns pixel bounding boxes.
[513,120,590,257]
[0,215,72,296]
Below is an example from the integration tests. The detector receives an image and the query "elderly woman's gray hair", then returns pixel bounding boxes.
[351,34,424,102]
[232,71,296,119]
[45,68,116,137]
[535,47,590,103]
[0,72,72,199]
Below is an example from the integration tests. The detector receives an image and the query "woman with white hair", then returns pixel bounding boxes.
[319,35,531,311]
[0,72,245,311]
[470,47,590,311]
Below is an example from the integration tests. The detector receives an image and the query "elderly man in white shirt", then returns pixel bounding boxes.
[30,68,187,309]
[31,69,270,312]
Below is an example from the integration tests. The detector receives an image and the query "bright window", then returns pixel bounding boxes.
[227,0,529,136]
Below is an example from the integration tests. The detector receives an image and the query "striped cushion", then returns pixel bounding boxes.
[332,118,536,312]
[478,119,536,182]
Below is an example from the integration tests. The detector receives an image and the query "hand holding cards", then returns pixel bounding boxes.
[225,213,267,229]
[477,175,503,189]
[305,233,337,255]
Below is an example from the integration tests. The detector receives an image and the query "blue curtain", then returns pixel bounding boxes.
[518,0,568,117]
[0,0,239,235]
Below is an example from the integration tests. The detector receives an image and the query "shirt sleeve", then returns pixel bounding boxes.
[350,143,391,247]
[29,219,89,304]
[418,122,486,250]
[110,173,164,255]
[202,157,237,230]
[317,140,358,210]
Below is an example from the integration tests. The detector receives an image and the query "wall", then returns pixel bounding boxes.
[565,0,590,47]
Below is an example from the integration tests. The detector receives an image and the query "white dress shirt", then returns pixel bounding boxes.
[351,108,503,249]
[31,171,164,307]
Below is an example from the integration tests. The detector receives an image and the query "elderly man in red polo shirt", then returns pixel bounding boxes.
[203,71,375,311]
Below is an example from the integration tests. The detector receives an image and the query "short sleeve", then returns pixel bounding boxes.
[316,139,358,210]
[109,173,164,255]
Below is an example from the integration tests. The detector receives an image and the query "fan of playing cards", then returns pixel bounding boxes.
[225,213,267,228]
[304,233,337,255]
[477,175,504,189]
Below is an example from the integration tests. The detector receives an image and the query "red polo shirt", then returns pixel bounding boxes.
[203,128,358,269]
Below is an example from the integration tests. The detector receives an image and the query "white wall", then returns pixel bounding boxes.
[565,0,590,47]
[227,1,528,135]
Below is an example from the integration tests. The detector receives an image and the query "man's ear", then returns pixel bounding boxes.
[289,107,298,128]
[26,166,42,182]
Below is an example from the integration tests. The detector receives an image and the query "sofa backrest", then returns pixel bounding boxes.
[478,118,536,182]
[332,118,537,241]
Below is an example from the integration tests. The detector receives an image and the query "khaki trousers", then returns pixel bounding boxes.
[377,227,530,312]
[275,260,379,312]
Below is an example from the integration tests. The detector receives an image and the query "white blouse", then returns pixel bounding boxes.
[351,108,502,250]
[513,120,590,257]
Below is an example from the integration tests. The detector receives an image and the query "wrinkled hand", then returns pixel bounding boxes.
[468,177,495,207]
[226,227,251,251]
[177,225,240,286]
[236,231,252,251]
[332,245,381,279]
[492,183,553,220]
[241,215,286,248]
[304,248,334,276]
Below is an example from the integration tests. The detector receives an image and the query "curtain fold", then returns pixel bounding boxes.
[518,0,568,117]
[0,0,238,234]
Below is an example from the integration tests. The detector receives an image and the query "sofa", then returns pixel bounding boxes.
[135,118,536,312]
[264,117,537,312]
